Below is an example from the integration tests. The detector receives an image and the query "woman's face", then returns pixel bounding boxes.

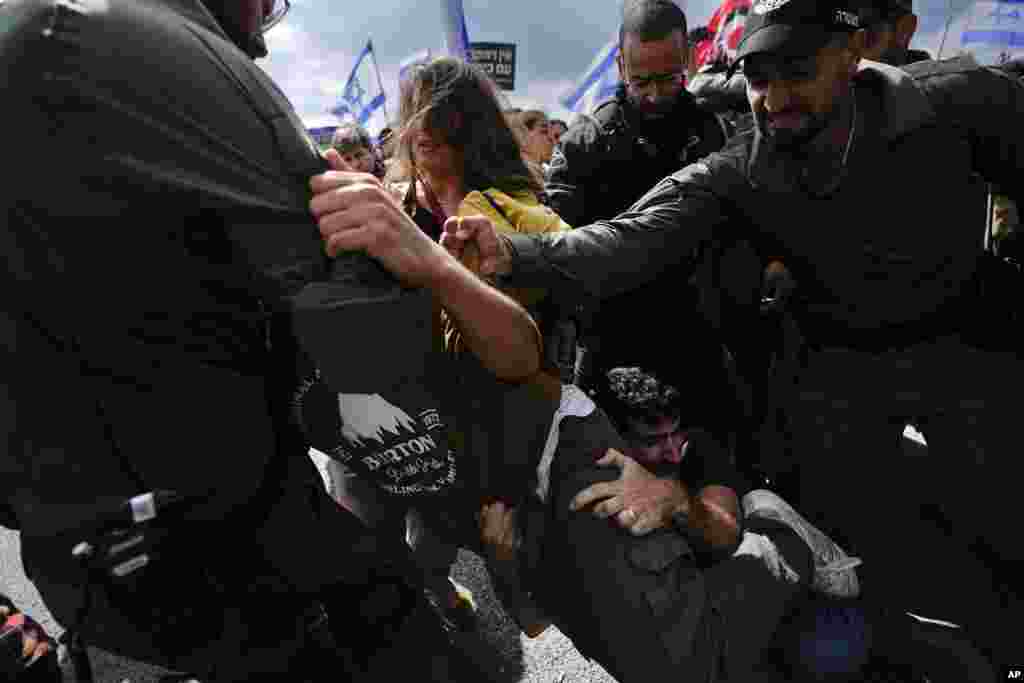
[526,117,554,163]
[412,124,460,178]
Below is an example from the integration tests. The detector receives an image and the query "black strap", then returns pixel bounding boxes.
[481,190,513,226]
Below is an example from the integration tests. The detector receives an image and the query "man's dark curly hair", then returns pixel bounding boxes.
[600,367,682,431]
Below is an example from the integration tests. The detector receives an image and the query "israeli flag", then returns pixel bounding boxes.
[559,38,621,114]
[441,0,471,60]
[330,40,388,136]
[400,48,433,82]
[961,0,1024,52]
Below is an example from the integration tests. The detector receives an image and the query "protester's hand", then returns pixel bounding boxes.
[440,211,510,278]
[0,603,56,674]
[310,150,447,289]
[479,500,520,566]
[479,501,553,638]
[569,449,689,536]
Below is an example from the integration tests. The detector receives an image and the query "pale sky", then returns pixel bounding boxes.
[258,0,1002,130]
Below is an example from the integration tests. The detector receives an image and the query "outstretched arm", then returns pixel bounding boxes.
[442,161,733,304]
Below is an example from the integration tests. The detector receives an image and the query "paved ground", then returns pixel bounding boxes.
[0,451,618,683]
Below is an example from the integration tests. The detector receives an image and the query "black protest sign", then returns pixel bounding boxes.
[470,42,516,90]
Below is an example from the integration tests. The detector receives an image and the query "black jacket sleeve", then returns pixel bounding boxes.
[907,57,1024,200]
[544,116,604,228]
[688,66,750,117]
[505,157,735,304]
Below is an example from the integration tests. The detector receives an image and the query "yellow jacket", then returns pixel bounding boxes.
[457,189,571,236]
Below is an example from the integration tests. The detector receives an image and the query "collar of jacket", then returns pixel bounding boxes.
[152,0,228,33]
[157,0,264,56]
[857,59,937,140]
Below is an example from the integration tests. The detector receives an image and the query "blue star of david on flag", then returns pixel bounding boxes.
[343,78,366,112]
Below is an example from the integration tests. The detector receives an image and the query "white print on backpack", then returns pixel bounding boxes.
[335,394,456,495]
[338,394,419,447]
[363,435,438,471]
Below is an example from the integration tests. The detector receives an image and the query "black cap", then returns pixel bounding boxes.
[736,0,862,63]
[857,0,913,26]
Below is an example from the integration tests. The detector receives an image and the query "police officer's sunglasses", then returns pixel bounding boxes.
[262,0,291,33]
[624,70,688,93]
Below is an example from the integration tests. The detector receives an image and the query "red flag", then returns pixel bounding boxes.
[697,0,751,69]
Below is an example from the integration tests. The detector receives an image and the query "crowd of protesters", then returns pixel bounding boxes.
[2,0,1023,681]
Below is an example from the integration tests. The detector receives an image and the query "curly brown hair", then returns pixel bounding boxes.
[393,56,542,206]
[601,366,682,430]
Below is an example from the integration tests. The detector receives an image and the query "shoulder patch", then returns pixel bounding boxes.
[753,0,792,15]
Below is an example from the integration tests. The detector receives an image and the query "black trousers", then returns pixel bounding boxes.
[783,336,1024,664]
[536,409,811,683]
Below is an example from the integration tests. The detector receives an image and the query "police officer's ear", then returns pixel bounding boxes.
[842,30,866,76]
[893,12,918,49]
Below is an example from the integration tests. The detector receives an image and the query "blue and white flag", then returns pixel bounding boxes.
[559,38,621,114]
[330,40,388,136]
[961,0,1024,52]
[441,0,471,60]
[400,48,433,82]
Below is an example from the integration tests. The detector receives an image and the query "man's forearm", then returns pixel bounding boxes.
[672,485,742,553]
[503,169,724,302]
[429,251,542,381]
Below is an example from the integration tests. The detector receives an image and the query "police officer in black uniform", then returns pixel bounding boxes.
[1,1,527,679]
[546,0,745,436]
[546,0,729,232]
[445,0,1024,676]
